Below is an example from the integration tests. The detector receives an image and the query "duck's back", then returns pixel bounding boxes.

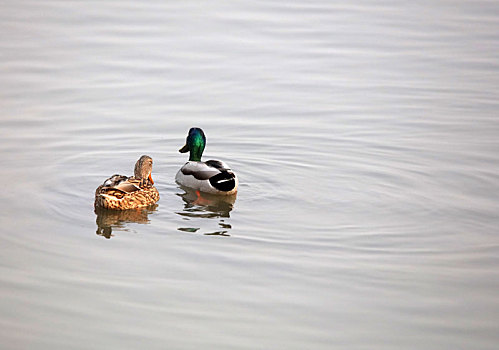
[176,160,238,195]
[95,175,159,210]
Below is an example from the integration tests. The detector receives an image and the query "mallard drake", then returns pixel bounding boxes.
[175,127,238,195]
[94,155,160,210]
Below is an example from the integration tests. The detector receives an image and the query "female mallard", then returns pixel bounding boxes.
[175,127,238,195]
[95,155,160,210]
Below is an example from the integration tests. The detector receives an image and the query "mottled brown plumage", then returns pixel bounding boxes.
[94,155,160,210]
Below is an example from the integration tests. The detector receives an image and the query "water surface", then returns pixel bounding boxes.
[1,1,499,349]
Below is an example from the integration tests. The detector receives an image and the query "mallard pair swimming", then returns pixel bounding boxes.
[94,128,239,210]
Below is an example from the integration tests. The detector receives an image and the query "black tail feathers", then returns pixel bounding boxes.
[209,171,236,192]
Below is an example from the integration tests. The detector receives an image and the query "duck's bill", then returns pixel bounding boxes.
[179,144,189,153]
[149,174,154,184]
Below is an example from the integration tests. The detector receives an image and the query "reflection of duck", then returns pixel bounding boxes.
[95,155,159,210]
[95,205,157,239]
[176,128,238,195]
[178,186,236,218]
[176,187,236,236]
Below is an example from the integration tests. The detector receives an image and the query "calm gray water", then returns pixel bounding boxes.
[1,1,499,349]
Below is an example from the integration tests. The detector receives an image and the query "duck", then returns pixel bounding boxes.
[175,127,238,195]
[94,155,160,210]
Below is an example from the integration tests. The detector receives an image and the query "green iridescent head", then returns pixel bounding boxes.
[179,127,206,161]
